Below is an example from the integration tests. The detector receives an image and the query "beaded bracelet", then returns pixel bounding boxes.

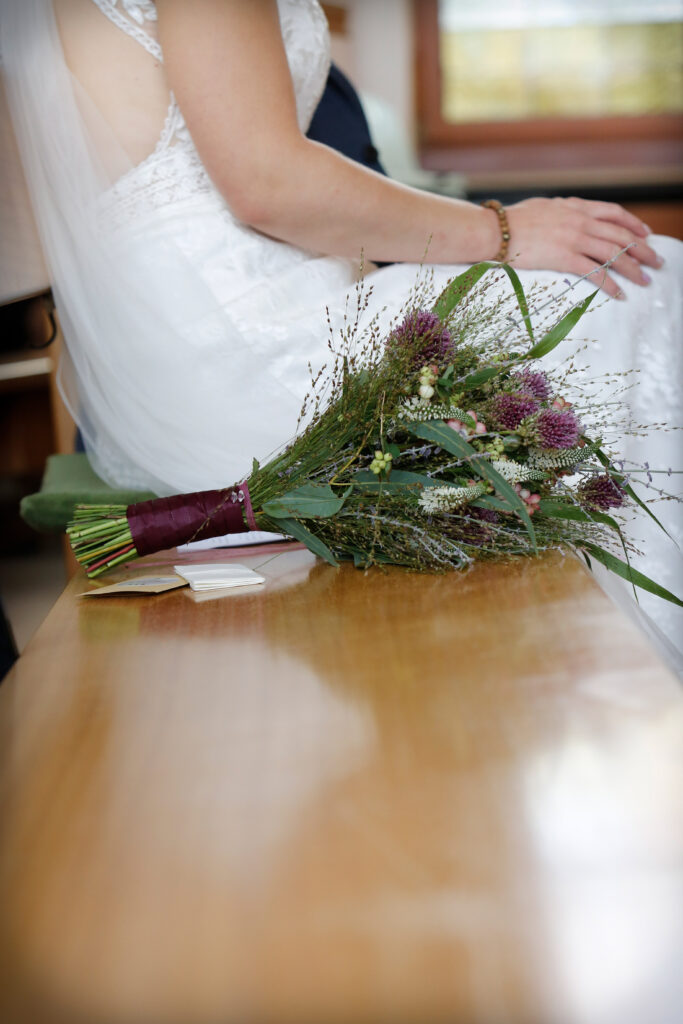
[482,199,511,262]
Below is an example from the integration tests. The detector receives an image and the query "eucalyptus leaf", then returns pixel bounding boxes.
[353,469,456,493]
[472,495,514,512]
[262,483,347,520]
[407,420,538,551]
[525,291,597,360]
[386,469,459,488]
[276,517,339,566]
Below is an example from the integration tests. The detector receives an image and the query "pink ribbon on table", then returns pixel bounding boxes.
[127,482,257,556]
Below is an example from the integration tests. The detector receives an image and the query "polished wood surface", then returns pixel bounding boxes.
[0,546,681,1024]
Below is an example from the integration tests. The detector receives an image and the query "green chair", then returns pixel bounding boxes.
[20,453,154,533]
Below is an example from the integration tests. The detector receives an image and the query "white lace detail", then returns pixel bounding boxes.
[88,0,330,128]
[113,0,157,25]
[89,0,162,62]
[98,142,215,230]
[94,0,331,231]
[277,0,330,130]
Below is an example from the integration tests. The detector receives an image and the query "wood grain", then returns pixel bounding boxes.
[0,546,681,1024]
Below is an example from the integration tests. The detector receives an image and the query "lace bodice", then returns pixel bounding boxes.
[90,0,330,228]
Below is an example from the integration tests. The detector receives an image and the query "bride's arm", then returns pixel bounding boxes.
[156,0,661,297]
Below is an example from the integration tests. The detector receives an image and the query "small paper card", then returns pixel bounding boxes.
[178,531,284,551]
[173,563,266,592]
[80,575,188,597]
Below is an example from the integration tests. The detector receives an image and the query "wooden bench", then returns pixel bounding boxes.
[0,546,679,1023]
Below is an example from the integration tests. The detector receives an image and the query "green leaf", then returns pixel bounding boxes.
[594,446,676,544]
[432,262,495,320]
[432,262,534,344]
[525,291,597,360]
[262,484,347,520]
[461,365,503,390]
[539,499,636,597]
[276,517,339,566]
[472,495,514,512]
[539,499,621,532]
[582,542,683,607]
[500,263,534,344]
[407,420,538,552]
[352,469,455,493]
[350,547,394,568]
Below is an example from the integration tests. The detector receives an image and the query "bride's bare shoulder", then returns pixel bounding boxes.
[54,0,170,165]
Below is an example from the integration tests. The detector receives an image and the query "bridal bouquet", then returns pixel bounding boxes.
[68,262,682,607]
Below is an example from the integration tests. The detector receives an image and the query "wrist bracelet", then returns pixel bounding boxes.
[482,199,511,262]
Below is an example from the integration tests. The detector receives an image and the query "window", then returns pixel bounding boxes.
[414,0,683,178]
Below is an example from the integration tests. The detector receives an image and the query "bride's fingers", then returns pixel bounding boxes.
[584,220,662,268]
[566,254,623,298]
[565,196,650,237]
[582,237,649,285]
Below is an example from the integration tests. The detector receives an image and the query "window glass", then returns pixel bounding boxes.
[438,0,683,123]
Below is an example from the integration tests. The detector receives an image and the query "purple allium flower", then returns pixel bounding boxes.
[510,368,552,401]
[490,391,539,430]
[458,506,500,547]
[535,407,581,449]
[578,474,627,511]
[387,310,455,367]
[472,507,499,525]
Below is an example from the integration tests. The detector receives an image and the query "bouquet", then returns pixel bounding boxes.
[68,262,682,609]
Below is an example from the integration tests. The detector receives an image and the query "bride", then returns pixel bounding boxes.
[2,0,681,652]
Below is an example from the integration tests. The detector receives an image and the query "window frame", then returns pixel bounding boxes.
[413,0,683,177]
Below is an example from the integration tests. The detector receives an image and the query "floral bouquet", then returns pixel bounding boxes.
[68,261,682,609]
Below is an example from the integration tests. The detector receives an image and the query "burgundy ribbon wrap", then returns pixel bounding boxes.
[127,483,257,556]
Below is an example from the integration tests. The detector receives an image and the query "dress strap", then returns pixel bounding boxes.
[89,1,163,63]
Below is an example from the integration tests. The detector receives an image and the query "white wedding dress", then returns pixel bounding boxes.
[2,0,682,659]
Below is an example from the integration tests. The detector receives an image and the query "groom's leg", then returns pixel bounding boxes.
[307,63,391,269]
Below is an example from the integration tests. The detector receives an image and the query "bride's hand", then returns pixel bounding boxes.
[505,197,663,298]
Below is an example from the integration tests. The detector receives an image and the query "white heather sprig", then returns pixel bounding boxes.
[491,459,547,483]
[527,442,601,470]
[418,482,488,513]
[397,398,472,423]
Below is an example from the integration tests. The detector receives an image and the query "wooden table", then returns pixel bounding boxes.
[0,546,681,1024]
